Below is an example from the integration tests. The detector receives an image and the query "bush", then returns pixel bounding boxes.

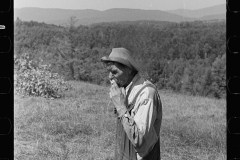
[14,53,72,98]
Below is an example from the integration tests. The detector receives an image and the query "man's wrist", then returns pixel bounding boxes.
[117,106,128,118]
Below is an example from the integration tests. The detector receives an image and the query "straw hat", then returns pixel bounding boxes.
[101,48,139,72]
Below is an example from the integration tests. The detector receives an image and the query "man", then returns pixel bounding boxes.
[101,47,162,160]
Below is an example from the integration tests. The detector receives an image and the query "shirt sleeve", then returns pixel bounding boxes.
[120,87,159,153]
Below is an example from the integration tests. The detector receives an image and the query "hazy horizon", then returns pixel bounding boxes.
[14,0,225,11]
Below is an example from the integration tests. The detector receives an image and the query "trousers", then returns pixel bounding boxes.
[114,118,160,160]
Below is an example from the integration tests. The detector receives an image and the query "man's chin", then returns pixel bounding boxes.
[116,82,121,87]
[118,84,123,88]
[116,83,124,88]
[117,80,124,88]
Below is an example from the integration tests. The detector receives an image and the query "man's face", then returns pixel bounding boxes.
[107,62,130,88]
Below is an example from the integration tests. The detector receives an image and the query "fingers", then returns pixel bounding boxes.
[109,90,112,98]
[110,79,115,85]
[109,85,117,98]
[110,87,119,99]
[111,80,118,88]
[109,79,126,100]
[111,80,119,92]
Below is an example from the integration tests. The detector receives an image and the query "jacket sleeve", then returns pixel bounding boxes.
[120,87,159,154]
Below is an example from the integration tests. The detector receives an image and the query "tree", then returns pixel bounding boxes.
[203,43,212,59]
[202,67,214,97]
[211,54,226,98]
[14,20,226,98]
[49,16,82,80]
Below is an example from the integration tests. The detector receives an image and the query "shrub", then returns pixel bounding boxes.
[14,53,72,98]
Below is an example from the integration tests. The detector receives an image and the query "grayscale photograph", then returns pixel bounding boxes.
[14,0,226,159]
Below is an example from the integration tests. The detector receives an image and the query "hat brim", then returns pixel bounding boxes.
[101,56,138,71]
[101,56,114,63]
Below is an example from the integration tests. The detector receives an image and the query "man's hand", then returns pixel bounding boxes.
[110,80,127,117]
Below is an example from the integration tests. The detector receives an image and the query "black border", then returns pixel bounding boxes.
[227,0,240,159]
[0,0,14,159]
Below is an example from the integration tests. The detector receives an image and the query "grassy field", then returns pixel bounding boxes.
[14,81,226,160]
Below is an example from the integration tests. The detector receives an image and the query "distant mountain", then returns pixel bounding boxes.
[47,8,196,25]
[14,7,194,25]
[199,14,226,21]
[14,5,226,26]
[165,4,225,18]
[14,8,102,25]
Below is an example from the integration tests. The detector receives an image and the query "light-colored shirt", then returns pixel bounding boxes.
[120,73,162,160]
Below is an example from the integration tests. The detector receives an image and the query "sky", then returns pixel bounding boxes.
[14,0,226,11]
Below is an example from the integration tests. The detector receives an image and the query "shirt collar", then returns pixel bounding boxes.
[125,72,141,94]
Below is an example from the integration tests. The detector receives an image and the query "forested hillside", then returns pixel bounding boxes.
[14,18,226,98]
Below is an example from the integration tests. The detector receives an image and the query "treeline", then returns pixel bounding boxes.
[14,18,226,98]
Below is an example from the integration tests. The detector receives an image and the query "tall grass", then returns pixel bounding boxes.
[14,81,226,160]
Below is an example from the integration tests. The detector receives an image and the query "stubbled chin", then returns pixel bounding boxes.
[117,80,123,87]
[115,82,121,87]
